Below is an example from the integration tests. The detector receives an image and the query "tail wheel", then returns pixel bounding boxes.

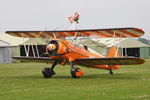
[42,67,56,78]
[71,67,83,78]
[109,69,113,75]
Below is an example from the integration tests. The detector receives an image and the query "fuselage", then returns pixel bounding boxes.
[46,39,120,70]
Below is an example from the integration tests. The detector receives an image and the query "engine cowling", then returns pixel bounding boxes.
[46,39,68,56]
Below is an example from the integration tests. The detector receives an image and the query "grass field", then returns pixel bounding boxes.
[0,59,150,100]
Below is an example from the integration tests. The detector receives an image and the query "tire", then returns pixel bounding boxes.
[71,67,83,78]
[42,67,55,78]
[109,70,113,75]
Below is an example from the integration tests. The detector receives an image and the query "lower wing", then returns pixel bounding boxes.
[13,56,145,67]
[75,57,145,66]
[12,56,54,63]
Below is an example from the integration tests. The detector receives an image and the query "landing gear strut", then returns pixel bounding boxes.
[42,60,57,78]
[109,69,113,75]
[70,61,83,78]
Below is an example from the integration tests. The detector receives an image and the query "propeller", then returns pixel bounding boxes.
[46,44,57,51]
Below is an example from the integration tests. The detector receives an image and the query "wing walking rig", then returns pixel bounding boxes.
[6,12,145,78]
[68,12,79,24]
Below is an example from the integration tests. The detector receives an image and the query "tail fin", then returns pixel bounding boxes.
[107,46,120,57]
[107,46,120,69]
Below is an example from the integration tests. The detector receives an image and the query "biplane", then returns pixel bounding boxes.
[6,12,145,78]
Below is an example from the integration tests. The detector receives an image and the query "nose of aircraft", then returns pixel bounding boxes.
[46,44,56,51]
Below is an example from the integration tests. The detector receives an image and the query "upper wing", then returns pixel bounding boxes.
[75,57,145,66]
[6,28,144,39]
[13,56,54,63]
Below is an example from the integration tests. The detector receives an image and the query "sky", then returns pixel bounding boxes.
[0,0,150,38]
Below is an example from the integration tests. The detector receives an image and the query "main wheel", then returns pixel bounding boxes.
[71,67,83,78]
[42,67,56,78]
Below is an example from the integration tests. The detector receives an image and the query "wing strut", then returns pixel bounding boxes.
[22,33,29,57]
[113,32,128,57]
[31,38,36,57]
[113,32,120,57]
[21,34,41,58]
[52,33,56,39]
[35,38,40,57]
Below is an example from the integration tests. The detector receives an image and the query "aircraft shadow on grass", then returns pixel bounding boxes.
[0,74,139,80]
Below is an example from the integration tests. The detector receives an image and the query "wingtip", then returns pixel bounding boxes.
[133,28,145,34]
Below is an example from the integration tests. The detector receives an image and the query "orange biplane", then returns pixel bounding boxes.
[6,12,145,78]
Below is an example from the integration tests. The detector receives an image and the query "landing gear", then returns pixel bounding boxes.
[42,60,57,78]
[70,61,83,78]
[109,69,113,75]
[42,68,56,78]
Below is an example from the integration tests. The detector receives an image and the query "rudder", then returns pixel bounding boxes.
[107,46,120,69]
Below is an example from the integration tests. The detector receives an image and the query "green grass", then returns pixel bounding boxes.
[0,59,150,100]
